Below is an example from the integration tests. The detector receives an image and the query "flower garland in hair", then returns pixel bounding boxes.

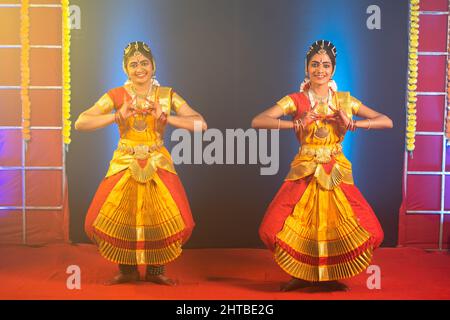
[406,0,420,154]
[20,0,31,144]
[62,0,72,147]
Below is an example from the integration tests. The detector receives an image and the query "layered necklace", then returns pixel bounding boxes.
[308,89,332,109]
[308,88,335,139]
[130,83,153,131]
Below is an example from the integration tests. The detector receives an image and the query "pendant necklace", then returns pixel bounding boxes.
[131,84,153,132]
[309,89,331,139]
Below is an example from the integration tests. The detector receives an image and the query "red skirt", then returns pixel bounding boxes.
[259,177,384,281]
[84,168,194,265]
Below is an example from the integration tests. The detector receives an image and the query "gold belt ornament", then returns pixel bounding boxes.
[117,140,164,183]
[300,144,342,164]
[118,140,164,160]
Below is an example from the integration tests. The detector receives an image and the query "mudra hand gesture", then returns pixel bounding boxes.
[122,96,139,118]
[293,111,319,134]
[115,96,138,126]
[151,100,168,135]
[334,109,356,131]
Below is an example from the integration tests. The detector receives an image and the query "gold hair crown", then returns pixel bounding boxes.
[307,40,337,57]
[124,41,151,56]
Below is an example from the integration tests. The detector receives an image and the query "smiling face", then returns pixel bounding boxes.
[125,52,154,86]
[307,53,334,86]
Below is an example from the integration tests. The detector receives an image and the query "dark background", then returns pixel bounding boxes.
[67,0,408,248]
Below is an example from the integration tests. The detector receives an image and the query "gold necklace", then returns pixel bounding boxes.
[310,90,328,104]
[131,84,152,100]
[130,84,153,132]
[308,89,331,139]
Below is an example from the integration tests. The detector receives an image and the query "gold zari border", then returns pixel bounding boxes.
[274,245,373,282]
[95,237,182,265]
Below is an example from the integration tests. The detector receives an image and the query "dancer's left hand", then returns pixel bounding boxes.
[152,101,168,135]
[334,109,351,129]
[150,101,163,119]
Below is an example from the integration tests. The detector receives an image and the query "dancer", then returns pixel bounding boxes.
[75,41,207,285]
[252,40,392,291]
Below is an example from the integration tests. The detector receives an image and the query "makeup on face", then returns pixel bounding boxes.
[308,53,333,84]
[127,54,153,84]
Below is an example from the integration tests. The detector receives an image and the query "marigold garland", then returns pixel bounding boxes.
[20,0,31,144]
[62,0,72,146]
[406,0,420,153]
[446,2,450,143]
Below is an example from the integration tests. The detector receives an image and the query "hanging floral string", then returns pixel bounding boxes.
[406,0,420,154]
[20,0,31,145]
[62,0,72,147]
[446,3,450,144]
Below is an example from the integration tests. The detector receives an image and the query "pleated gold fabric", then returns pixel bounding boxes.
[274,179,373,281]
[274,245,373,282]
[261,90,381,282]
[92,170,186,265]
[86,85,195,267]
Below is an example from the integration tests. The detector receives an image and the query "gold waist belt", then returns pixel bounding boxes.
[117,140,164,160]
[299,144,342,164]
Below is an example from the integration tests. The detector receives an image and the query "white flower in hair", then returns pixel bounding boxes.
[299,78,310,92]
[328,80,338,92]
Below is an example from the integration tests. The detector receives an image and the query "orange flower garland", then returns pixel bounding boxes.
[20,0,31,144]
[406,0,420,153]
[62,0,72,146]
[446,19,450,142]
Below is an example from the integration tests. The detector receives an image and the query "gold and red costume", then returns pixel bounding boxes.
[85,84,194,266]
[259,91,384,282]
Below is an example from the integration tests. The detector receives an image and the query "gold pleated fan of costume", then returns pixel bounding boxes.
[92,170,186,265]
[274,178,373,282]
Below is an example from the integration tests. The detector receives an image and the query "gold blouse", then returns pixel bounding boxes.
[91,85,188,179]
[277,92,362,189]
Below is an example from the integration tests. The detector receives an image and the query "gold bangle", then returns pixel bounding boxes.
[277,119,281,130]
[367,118,371,130]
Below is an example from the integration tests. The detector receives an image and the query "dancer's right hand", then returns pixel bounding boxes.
[300,111,318,127]
[119,96,137,120]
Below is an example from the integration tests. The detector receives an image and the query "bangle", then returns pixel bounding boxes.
[366,118,371,130]
[277,119,281,130]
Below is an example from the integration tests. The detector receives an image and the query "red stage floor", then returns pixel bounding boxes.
[0,244,448,300]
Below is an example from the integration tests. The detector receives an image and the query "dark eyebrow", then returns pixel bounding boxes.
[311,60,331,64]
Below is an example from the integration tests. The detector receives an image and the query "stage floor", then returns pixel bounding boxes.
[0,244,448,300]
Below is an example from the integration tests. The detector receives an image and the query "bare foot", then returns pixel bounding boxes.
[145,274,179,286]
[317,280,349,292]
[104,271,140,286]
[280,278,313,291]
